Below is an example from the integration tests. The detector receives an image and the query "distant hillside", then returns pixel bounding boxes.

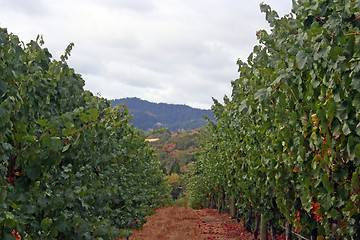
[147,128,205,199]
[111,97,213,131]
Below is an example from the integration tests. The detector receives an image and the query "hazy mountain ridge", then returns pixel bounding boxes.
[111,97,214,131]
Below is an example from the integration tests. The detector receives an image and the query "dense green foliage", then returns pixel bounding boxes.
[111,97,214,131]
[0,28,170,239]
[189,0,360,239]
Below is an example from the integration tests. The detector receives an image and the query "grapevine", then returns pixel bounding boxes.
[189,1,360,239]
[0,27,170,239]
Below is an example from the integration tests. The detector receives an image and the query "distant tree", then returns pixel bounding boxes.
[167,173,181,199]
[169,160,180,175]
[160,164,167,174]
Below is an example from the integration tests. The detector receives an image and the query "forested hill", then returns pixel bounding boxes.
[111,97,214,131]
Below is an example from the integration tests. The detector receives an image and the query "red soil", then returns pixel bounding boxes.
[128,206,254,240]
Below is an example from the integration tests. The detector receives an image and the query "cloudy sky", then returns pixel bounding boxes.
[0,0,292,109]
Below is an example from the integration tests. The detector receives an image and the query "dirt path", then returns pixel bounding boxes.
[128,206,253,240]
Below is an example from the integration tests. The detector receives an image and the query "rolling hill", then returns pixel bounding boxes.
[111,97,213,132]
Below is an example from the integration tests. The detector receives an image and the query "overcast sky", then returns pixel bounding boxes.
[0,0,292,109]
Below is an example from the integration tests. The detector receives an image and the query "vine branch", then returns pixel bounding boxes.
[284,83,309,120]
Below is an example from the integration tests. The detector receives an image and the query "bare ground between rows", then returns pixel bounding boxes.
[127,206,253,240]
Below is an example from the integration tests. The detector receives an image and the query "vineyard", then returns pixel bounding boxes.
[2,0,360,239]
[0,27,170,239]
[189,1,360,239]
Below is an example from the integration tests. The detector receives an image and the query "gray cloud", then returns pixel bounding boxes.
[100,0,155,12]
[0,0,47,15]
[0,0,292,109]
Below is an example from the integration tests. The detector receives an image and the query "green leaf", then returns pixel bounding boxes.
[5,211,14,220]
[353,93,360,108]
[356,123,360,136]
[289,111,297,125]
[260,3,271,13]
[41,217,53,230]
[355,143,360,159]
[239,99,247,112]
[330,208,340,218]
[333,168,348,183]
[333,87,341,102]
[347,135,356,160]
[0,80,8,96]
[300,188,312,212]
[55,216,69,233]
[0,187,7,201]
[78,113,89,123]
[62,144,70,152]
[49,137,64,151]
[351,172,360,191]
[337,102,348,121]
[296,50,308,69]
[311,78,321,88]
[319,193,332,210]
[24,134,37,143]
[326,99,336,122]
[322,175,333,193]
[254,89,268,101]
[26,165,41,180]
[87,108,99,121]
[38,119,49,127]
[351,76,360,91]
[332,118,341,135]
[343,122,351,136]
[310,132,318,144]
